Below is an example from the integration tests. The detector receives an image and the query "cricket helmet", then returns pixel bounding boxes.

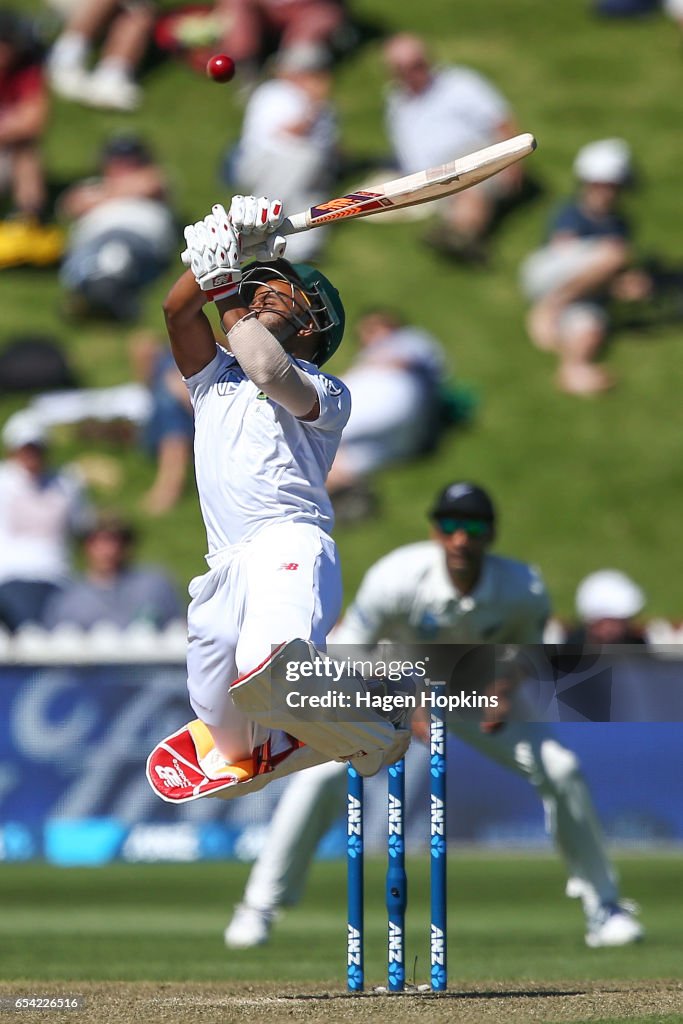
[239,258,345,367]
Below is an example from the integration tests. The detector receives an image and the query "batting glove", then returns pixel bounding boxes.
[229,195,288,261]
[181,204,243,301]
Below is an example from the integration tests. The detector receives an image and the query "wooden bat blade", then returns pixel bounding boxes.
[281,133,537,235]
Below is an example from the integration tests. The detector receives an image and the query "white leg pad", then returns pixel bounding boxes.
[230,639,401,775]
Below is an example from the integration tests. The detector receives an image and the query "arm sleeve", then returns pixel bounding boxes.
[302,369,351,432]
[227,317,318,417]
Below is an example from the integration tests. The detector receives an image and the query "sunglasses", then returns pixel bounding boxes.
[434,518,491,538]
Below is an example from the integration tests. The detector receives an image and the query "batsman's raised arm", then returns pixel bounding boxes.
[163,269,219,379]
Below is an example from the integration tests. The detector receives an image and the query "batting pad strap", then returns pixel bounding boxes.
[227,318,317,417]
[230,638,401,775]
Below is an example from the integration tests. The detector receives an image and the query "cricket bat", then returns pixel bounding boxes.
[279,133,537,236]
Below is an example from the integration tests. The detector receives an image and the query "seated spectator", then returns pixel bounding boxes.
[43,511,184,630]
[382,33,525,264]
[5,330,194,516]
[520,138,653,395]
[0,10,64,268]
[128,331,194,516]
[0,10,48,219]
[58,133,177,322]
[565,569,647,645]
[47,0,156,112]
[325,309,448,519]
[0,412,93,632]
[213,0,348,84]
[225,42,339,261]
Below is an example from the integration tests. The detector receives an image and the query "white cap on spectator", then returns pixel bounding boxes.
[576,569,645,622]
[2,412,47,450]
[573,139,632,185]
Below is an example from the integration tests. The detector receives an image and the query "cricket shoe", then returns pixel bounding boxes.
[48,63,91,103]
[146,719,329,802]
[85,66,140,111]
[585,900,645,948]
[224,903,275,949]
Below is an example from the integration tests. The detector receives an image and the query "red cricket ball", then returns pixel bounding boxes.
[206,53,236,83]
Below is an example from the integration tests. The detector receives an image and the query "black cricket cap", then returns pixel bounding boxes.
[430,481,496,524]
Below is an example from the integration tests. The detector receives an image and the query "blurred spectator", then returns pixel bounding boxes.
[43,511,184,630]
[520,139,653,396]
[213,0,348,84]
[382,33,524,264]
[128,331,194,516]
[0,9,65,268]
[3,331,193,515]
[58,133,177,322]
[47,0,156,111]
[663,0,683,31]
[0,9,48,219]
[0,412,93,632]
[565,569,647,645]
[326,309,448,519]
[226,42,339,261]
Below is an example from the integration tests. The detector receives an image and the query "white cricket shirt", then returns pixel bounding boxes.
[386,67,511,174]
[332,541,550,644]
[185,347,350,557]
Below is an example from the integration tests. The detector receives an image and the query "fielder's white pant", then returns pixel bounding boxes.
[186,522,342,759]
[239,720,619,917]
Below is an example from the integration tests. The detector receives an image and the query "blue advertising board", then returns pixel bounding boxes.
[0,664,681,863]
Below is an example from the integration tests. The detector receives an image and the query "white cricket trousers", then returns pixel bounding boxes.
[240,721,619,917]
[185,521,342,756]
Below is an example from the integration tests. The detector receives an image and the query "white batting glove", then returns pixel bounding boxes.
[229,195,288,261]
[181,204,243,302]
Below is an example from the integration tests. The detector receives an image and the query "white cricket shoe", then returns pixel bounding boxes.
[48,64,91,102]
[585,901,645,948]
[85,66,141,111]
[224,903,275,949]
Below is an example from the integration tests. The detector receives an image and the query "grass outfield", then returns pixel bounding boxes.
[0,855,680,1022]
[3,1,683,617]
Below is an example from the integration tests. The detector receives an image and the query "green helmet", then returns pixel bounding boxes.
[239,258,345,367]
[290,262,345,367]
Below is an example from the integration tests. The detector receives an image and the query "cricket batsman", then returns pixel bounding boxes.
[147,195,412,803]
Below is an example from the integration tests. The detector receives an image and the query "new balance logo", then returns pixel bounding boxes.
[155,764,187,789]
[278,562,299,571]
